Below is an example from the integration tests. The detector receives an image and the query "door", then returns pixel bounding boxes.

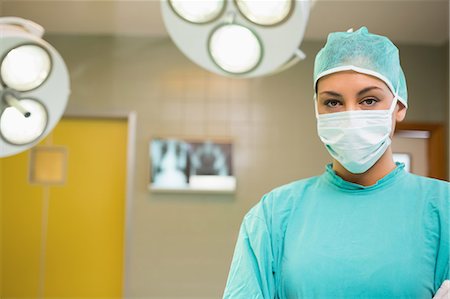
[1,117,127,298]
[393,122,447,180]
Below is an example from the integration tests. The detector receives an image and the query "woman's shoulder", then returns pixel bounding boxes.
[242,176,321,240]
[269,175,322,198]
[401,173,449,220]
[405,172,450,185]
[246,175,322,222]
[403,172,449,197]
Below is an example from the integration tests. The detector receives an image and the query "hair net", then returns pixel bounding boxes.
[314,27,408,108]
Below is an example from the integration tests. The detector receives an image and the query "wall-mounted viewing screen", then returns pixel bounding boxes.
[149,138,235,193]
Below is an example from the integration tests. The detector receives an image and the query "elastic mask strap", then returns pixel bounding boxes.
[388,96,398,114]
[313,94,319,118]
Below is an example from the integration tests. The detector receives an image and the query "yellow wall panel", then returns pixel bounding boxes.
[1,156,2,296]
[1,118,127,299]
[1,150,43,298]
[0,159,3,297]
[0,156,1,296]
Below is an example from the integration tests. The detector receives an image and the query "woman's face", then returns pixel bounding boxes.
[316,71,405,113]
[316,71,406,132]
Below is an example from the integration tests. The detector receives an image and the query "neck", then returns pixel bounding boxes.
[332,148,397,186]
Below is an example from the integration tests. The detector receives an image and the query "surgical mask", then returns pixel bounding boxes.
[316,97,398,174]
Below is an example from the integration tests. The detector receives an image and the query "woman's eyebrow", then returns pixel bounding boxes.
[319,91,342,97]
[357,86,382,96]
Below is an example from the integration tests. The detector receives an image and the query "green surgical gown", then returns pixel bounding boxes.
[223,163,449,299]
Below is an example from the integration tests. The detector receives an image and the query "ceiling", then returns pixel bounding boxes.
[0,0,448,45]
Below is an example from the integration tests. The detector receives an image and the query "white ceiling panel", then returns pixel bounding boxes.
[0,0,448,45]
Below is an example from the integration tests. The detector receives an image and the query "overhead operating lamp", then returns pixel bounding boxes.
[161,0,313,78]
[0,17,70,158]
[235,0,293,26]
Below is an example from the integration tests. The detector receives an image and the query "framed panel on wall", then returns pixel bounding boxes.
[393,122,447,181]
[149,137,235,193]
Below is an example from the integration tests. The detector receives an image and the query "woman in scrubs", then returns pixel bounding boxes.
[223,27,449,299]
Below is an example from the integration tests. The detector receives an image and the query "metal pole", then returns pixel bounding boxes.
[3,93,31,117]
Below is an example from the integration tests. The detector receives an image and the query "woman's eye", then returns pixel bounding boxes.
[324,100,341,107]
[361,98,379,106]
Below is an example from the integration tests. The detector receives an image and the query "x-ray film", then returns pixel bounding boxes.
[150,138,235,192]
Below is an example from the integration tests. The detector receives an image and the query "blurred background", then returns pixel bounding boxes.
[0,1,448,298]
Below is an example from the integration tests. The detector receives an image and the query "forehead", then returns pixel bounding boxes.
[317,71,391,93]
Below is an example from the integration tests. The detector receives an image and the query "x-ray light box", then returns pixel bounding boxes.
[149,138,235,193]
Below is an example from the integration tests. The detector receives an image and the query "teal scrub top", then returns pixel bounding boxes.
[223,163,450,299]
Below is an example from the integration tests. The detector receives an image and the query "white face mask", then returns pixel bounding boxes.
[316,97,398,174]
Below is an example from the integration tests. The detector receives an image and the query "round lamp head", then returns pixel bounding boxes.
[235,0,293,26]
[169,0,226,23]
[0,98,48,145]
[208,24,262,74]
[1,44,52,91]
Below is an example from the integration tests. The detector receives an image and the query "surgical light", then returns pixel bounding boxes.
[1,44,52,91]
[235,0,293,26]
[169,0,225,23]
[208,24,262,74]
[0,98,48,145]
[0,17,70,158]
[161,0,313,78]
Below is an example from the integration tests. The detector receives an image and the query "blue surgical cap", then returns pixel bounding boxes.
[314,27,408,108]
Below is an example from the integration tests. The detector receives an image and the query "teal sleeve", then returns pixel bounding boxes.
[433,185,450,292]
[223,204,276,299]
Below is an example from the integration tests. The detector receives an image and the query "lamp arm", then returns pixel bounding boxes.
[267,48,306,76]
[3,92,31,118]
